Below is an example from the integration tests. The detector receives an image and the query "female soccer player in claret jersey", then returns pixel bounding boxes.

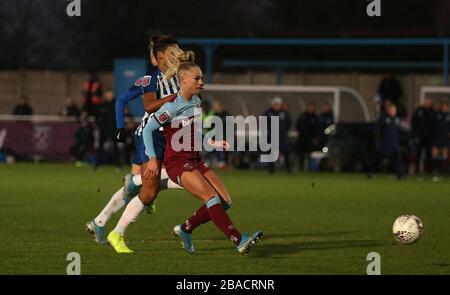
[142,51,263,254]
[91,35,192,254]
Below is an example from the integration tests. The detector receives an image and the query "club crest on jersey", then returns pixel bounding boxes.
[134,76,151,87]
[183,163,193,170]
[134,78,142,86]
[158,112,170,124]
[142,76,151,87]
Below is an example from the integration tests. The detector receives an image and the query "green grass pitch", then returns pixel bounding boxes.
[0,163,449,274]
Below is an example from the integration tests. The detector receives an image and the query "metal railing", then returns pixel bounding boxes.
[203,84,371,122]
[180,37,450,85]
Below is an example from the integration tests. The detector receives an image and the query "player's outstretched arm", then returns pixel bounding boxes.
[142,117,161,178]
[142,101,176,177]
[142,117,161,159]
[115,89,140,141]
[143,92,176,114]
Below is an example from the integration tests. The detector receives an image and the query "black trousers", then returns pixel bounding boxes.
[95,133,122,168]
[298,139,314,170]
[415,139,432,174]
[70,142,92,161]
[371,147,404,178]
[268,146,291,174]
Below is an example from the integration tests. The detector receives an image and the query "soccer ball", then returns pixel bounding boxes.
[392,214,423,244]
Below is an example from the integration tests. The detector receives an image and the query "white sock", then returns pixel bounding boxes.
[113,197,145,235]
[132,174,142,186]
[160,168,169,180]
[161,168,182,189]
[94,187,126,227]
[168,178,183,189]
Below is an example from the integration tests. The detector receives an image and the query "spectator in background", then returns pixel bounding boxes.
[370,103,404,179]
[123,115,137,165]
[297,102,320,171]
[377,73,407,118]
[263,97,292,174]
[70,112,94,163]
[94,89,122,170]
[412,97,435,174]
[318,102,334,148]
[212,101,230,169]
[378,72,403,105]
[61,96,81,118]
[12,96,33,115]
[380,98,394,117]
[82,72,103,117]
[431,100,450,176]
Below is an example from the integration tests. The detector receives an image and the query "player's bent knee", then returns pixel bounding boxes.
[140,196,156,206]
[196,186,217,202]
[198,193,213,203]
[139,189,158,205]
[205,195,221,208]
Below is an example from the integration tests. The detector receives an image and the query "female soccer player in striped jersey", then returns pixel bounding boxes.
[142,51,263,254]
[86,35,184,246]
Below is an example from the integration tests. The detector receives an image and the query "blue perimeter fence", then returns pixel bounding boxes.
[178,37,450,85]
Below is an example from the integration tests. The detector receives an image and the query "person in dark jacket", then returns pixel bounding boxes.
[263,97,292,174]
[378,72,403,106]
[70,112,94,162]
[370,103,404,179]
[94,89,122,169]
[12,96,33,115]
[377,73,408,118]
[297,103,320,171]
[411,97,435,174]
[431,101,450,175]
[61,96,81,118]
[82,73,103,117]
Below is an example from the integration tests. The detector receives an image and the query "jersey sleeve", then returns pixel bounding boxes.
[116,69,159,129]
[142,102,177,159]
[142,117,161,159]
[142,67,158,94]
[115,86,143,129]
[153,101,177,126]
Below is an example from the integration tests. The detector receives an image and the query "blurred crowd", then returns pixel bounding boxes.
[366,98,449,180]
[6,74,450,178]
[8,75,135,169]
[256,93,450,180]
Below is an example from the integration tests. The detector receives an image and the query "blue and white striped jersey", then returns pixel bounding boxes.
[115,65,179,135]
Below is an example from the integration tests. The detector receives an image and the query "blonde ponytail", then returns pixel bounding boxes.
[164,49,196,80]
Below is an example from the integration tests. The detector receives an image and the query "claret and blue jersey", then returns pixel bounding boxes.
[142,94,202,164]
[114,65,179,164]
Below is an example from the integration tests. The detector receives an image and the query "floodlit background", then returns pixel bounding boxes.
[0,0,449,274]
